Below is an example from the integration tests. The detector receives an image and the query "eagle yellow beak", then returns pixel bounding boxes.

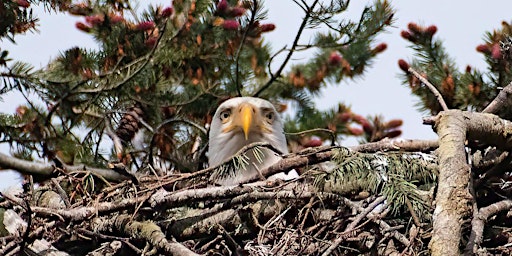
[222,102,271,140]
[240,104,253,140]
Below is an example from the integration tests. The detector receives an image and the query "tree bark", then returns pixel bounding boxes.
[429,110,512,255]
[429,110,471,256]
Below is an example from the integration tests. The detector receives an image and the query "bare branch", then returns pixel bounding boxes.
[253,0,320,97]
[349,138,438,153]
[429,110,471,255]
[408,67,449,111]
[0,152,128,181]
[465,199,512,255]
[482,80,512,114]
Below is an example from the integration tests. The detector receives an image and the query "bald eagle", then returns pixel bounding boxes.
[208,97,298,185]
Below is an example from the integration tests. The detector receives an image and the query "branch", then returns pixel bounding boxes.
[425,110,512,151]
[93,214,200,256]
[429,110,471,256]
[235,0,258,96]
[343,197,410,248]
[349,138,438,153]
[482,80,512,114]
[253,0,320,97]
[464,199,512,255]
[30,192,151,221]
[408,67,449,111]
[322,196,386,256]
[0,152,129,182]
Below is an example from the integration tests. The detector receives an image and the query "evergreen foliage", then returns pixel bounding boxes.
[399,22,512,117]
[11,0,512,255]
[314,147,437,220]
[1,0,398,175]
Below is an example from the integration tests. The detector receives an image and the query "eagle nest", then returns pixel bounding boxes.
[0,142,511,255]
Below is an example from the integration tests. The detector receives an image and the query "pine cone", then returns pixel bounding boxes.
[116,105,144,144]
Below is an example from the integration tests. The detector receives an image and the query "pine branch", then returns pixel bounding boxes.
[253,0,320,97]
[235,0,258,96]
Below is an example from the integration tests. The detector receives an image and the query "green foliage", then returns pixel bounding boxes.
[399,22,512,117]
[0,0,398,174]
[314,147,437,219]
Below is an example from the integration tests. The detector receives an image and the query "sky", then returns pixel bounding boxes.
[1,0,511,189]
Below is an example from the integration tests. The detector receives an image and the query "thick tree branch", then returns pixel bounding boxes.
[428,110,512,255]
[349,138,438,152]
[0,152,129,181]
[429,110,471,256]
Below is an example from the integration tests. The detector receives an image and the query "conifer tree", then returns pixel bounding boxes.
[2,0,512,255]
[1,0,397,174]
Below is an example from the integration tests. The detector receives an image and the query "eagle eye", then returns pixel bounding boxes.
[219,109,231,123]
[264,111,274,124]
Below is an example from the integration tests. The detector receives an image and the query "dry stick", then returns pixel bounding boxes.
[0,152,128,182]
[343,198,410,247]
[349,139,438,153]
[464,199,512,255]
[321,196,387,256]
[482,80,512,114]
[345,196,387,232]
[408,67,449,111]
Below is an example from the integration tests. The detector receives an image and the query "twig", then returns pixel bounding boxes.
[253,0,320,97]
[343,197,410,247]
[77,228,142,254]
[286,128,337,146]
[404,197,421,227]
[408,67,449,111]
[345,196,386,231]
[235,0,258,96]
[51,178,71,208]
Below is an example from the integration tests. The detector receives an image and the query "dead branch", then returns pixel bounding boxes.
[482,81,512,114]
[408,67,449,111]
[92,214,200,256]
[349,139,438,153]
[0,152,129,181]
[464,199,512,255]
[322,196,386,256]
[343,197,410,247]
[428,110,512,255]
[31,192,151,221]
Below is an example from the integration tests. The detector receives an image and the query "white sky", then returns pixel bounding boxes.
[1,0,511,189]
